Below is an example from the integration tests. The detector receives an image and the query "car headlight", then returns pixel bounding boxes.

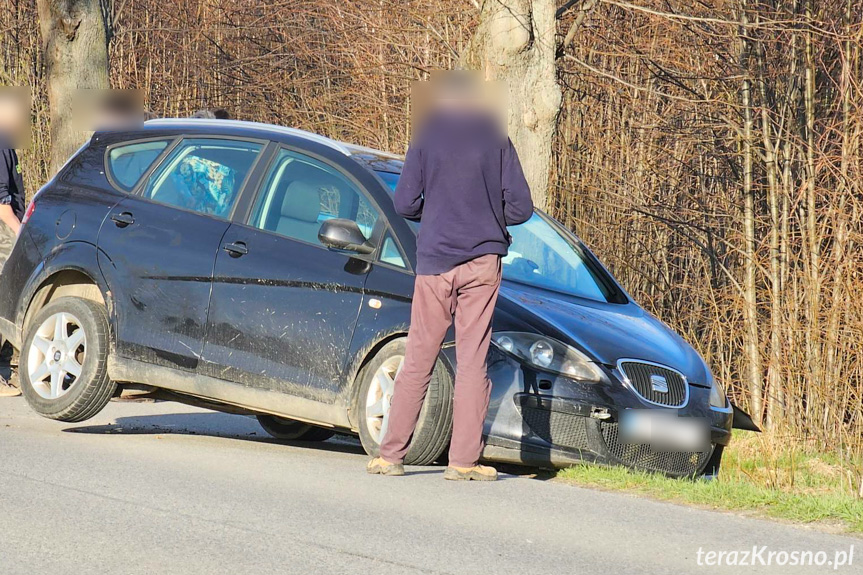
[492,332,603,382]
[709,379,727,408]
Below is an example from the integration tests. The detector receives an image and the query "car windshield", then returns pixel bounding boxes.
[374,170,619,303]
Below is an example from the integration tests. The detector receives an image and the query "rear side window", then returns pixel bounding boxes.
[142,138,263,219]
[107,140,171,191]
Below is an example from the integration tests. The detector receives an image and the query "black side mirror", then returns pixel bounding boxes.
[318,218,375,255]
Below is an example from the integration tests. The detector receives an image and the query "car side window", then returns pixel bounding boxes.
[250,148,380,247]
[107,139,171,191]
[142,138,263,218]
[380,232,407,268]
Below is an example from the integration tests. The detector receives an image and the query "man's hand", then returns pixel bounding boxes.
[0,203,21,236]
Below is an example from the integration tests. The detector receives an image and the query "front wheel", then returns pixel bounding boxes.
[355,339,453,466]
[256,414,335,441]
[20,297,115,422]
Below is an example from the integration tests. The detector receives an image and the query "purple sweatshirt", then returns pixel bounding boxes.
[394,112,534,275]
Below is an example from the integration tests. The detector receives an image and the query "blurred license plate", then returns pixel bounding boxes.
[619,410,708,451]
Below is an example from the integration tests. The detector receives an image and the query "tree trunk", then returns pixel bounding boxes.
[462,0,561,210]
[37,0,109,175]
[802,0,822,431]
[738,0,763,423]
[755,35,783,428]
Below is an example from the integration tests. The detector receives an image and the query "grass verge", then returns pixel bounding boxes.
[555,432,863,534]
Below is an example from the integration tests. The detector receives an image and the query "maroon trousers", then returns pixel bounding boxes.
[380,254,502,468]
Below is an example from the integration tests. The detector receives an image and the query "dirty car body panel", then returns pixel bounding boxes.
[0,119,733,475]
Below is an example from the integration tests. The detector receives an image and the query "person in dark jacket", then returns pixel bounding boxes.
[367,72,533,481]
[0,87,25,237]
[0,147,24,237]
[0,87,28,397]
[0,150,24,397]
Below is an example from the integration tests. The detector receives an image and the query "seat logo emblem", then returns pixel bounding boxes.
[650,374,669,393]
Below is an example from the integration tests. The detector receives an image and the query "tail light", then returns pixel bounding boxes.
[21,199,35,225]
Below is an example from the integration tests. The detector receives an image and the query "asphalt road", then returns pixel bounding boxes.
[0,397,859,575]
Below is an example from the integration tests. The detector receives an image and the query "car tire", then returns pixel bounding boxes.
[257,414,335,441]
[355,339,453,466]
[20,297,115,422]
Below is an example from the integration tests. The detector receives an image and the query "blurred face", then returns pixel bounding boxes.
[410,70,507,140]
[0,87,31,148]
[73,89,144,135]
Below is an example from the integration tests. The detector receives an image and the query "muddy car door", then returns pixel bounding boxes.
[97,137,266,371]
[200,147,381,403]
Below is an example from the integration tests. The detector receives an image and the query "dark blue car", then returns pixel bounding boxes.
[0,119,738,476]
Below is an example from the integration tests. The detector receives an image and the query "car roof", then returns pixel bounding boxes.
[139,118,405,173]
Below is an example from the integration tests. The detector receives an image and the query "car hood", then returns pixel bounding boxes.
[496,283,712,384]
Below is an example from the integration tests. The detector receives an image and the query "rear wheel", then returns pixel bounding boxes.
[256,414,335,441]
[20,297,115,422]
[355,339,452,466]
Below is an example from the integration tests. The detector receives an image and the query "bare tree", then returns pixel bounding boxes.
[463,0,561,209]
[37,0,109,174]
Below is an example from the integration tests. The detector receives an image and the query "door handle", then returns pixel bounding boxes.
[224,241,248,258]
[111,212,134,228]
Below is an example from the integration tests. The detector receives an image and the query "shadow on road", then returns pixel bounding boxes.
[60,409,550,480]
[62,411,368,457]
[493,463,556,481]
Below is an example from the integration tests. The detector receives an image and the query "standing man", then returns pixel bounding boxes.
[367,72,534,481]
[0,88,27,397]
[0,143,25,398]
[0,88,25,239]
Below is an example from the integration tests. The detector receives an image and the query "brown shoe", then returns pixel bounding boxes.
[367,457,405,476]
[444,464,498,481]
[0,376,21,398]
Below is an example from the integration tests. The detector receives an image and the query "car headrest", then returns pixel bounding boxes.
[281,181,321,223]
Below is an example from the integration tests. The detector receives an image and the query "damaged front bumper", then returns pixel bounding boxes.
[445,346,734,477]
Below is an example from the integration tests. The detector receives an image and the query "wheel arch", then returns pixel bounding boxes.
[23,270,108,333]
[17,243,114,347]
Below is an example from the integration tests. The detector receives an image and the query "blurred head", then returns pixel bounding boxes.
[191,109,216,119]
[410,70,507,140]
[74,89,145,133]
[191,109,231,120]
[0,87,31,148]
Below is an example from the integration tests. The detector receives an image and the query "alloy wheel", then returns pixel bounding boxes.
[27,312,87,400]
[365,354,403,444]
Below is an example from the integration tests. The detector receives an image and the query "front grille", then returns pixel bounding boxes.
[619,361,687,407]
[600,421,710,476]
[521,406,590,450]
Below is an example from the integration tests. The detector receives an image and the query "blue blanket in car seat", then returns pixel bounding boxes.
[171,155,236,217]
